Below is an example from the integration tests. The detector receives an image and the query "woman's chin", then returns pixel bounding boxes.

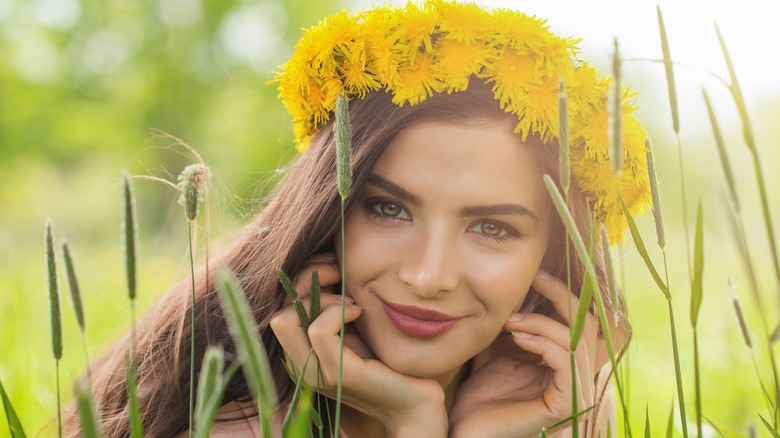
[376,351,465,380]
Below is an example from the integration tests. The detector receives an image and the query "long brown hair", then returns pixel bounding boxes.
[65,78,629,437]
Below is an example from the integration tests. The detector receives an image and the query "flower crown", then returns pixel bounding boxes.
[273,0,650,241]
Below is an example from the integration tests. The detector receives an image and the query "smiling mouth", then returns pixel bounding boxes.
[379,298,461,339]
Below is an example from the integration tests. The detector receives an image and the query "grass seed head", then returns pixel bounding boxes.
[558,78,571,195]
[62,241,85,332]
[121,172,138,300]
[645,137,665,249]
[46,220,63,360]
[177,164,211,221]
[335,94,353,200]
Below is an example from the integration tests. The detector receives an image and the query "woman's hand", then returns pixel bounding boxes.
[269,253,447,437]
[448,270,623,438]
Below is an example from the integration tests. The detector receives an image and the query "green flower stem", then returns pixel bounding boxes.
[543,175,631,437]
[335,199,347,438]
[662,253,689,438]
[188,220,196,438]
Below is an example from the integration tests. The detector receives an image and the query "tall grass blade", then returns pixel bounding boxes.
[334,93,354,438]
[335,94,352,201]
[288,390,316,438]
[177,164,210,438]
[704,416,749,438]
[76,382,101,438]
[731,294,752,349]
[600,223,618,315]
[195,346,236,438]
[609,38,623,176]
[544,405,596,429]
[121,172,138,301]
[620,196,688,437]
[644,404,651,438]
[310,270,321,322]
[217,268,279,437]
[45,220,63,438]
[282,352,321,436]
[716,23,780,282]
[543,175,632,437]
[690,201,704,438]
[570,256,594,350]
[126,354,143,438]
[46,220,63,361]
[657,6,679,134]
[277,269,310,332]
[558,78,571,194]
[61,242,85,332]
[690,200,704,327]
[665,400,674,438]
[771,323,780,344]
[62,241,93,384]
[0,378,27,438]
[619,199,670,298]
[702,89,739,211]
[645,138,665,249]
[759,414,780,438]
[693,328,703,437]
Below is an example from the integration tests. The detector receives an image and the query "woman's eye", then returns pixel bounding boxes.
[471,221,517,240]
[369,200,409,219]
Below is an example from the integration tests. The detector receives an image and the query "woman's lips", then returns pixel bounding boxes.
[379,299,461,339]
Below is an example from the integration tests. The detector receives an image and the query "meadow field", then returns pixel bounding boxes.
[0,0,777,436]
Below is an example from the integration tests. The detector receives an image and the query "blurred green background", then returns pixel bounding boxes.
[1,0,777,436]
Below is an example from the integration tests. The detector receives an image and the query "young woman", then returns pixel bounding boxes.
[66,1,650,436]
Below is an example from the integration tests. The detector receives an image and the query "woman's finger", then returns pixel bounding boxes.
[532,271,601,368]
[307,301,364,385]
[269,293,351,383]
[292,256,341,300]
[506,313,595,401]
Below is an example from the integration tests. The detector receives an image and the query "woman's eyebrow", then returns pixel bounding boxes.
[460,204,539,221]
[366,174,420,205]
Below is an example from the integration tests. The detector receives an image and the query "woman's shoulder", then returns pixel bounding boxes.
[173,401,267,437]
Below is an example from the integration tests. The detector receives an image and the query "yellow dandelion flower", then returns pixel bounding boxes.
[390,51,443,106]
[434,39,491,93]
[479,49,538,109]
[433,0,490,44]
[397,2,440,57]
[511,73,567,141]
[293,120,315,152]
[488,9,549,52]
[311,10,359,64]
[363,7,404,81]
[334,39,380,97]
[530,35,579,77]
[567,64,606,116]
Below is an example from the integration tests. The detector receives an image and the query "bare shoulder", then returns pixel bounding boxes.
[173,401,274,438]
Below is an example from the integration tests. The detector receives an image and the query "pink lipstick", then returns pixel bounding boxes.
[380,299,460,339]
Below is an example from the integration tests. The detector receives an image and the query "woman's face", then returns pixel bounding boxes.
[336,119,551,380]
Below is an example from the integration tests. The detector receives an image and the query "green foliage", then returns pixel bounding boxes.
[216,268,279,437]
[0,378,27,438]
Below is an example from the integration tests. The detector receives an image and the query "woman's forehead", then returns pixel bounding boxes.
[369,121,549,210]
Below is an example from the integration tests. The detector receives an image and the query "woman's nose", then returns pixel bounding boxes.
[397,228,459,298]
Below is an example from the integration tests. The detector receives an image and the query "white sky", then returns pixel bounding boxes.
[351,0,780,139]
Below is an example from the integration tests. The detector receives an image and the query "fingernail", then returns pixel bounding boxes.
[507,313,525,322]
[536,270,553,280]
[512,331,534,340]
[343,296,355,304]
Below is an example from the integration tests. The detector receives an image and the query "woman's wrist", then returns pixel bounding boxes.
[382,389,448,438]
[384,406,448,438]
